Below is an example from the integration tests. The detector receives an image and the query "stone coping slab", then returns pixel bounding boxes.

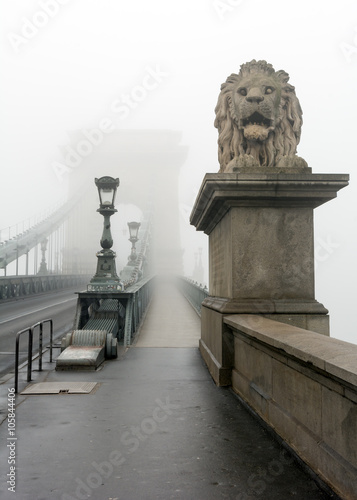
[224,314,357,387]
[203,296,328,314]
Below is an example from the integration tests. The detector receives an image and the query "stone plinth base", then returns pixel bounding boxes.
[200,300,330,386]
[200,305,234,386]
[191,173,349,386]
[262,314,329,335]
[203,295,330,334]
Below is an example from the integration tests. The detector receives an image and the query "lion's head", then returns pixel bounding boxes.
[214,60,306,172]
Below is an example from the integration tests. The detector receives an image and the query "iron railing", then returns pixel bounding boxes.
[14,327,32,394]
[74,276,155,348]
[123,277,154,346]
[177,277,208,316]
[0,274,91,301]
[14,319,54,393]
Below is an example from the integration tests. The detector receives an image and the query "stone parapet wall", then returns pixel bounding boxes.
[224,314,357,500]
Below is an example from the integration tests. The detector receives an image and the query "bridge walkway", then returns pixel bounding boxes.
[0,282,336,499]
[134,281,201,348]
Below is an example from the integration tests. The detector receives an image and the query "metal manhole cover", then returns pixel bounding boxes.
[21,382,98,395]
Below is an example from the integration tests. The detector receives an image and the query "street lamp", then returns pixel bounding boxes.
[37,238,48,275]
[88,176,122,292]
[96,177,119,208]
[127,221,141,266]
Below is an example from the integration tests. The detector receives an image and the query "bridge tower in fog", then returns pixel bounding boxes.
[61,130,188,277]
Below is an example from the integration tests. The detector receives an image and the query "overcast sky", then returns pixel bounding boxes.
[1,0,356,344]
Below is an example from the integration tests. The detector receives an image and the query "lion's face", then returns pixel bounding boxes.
[214,60,304,171]
[231,73,281,143]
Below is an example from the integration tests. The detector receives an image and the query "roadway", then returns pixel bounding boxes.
[0,286,81,378]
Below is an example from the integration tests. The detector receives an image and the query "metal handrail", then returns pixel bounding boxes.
[14,318,53,393]
[0,274,91,301]
[177,277,208,316]
[15,328,32,394]
[31,319,54,367]
[123,276,154,346]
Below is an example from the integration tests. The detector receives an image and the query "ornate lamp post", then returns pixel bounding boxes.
[37,238,48,275]
[87,176,122,292]
[127,221,141,266]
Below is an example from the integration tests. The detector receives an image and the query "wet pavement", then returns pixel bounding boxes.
[0,284,340,500]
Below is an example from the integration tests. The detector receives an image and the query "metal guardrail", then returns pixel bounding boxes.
[31,319,54,366]
[74,276,155,348]
[123,276,154,346]
[15,327,32,395]
[0,274,91,301]
[177,277,208,316]
[14,319,53,393]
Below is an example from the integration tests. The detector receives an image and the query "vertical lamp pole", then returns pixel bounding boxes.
[88,176,122,292]
[37,238,48,275]
[127,222,141,266]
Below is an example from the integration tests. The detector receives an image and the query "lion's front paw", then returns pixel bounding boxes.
[225,155,260,172]
[276,155,309,171]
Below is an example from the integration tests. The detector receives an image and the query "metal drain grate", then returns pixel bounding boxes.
[21,382,98,395]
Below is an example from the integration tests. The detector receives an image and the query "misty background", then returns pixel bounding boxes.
[0,0,356,344]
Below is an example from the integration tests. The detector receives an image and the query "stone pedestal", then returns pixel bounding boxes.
[190,173,349,385]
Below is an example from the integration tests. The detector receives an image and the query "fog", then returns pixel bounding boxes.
[1,0,356,344]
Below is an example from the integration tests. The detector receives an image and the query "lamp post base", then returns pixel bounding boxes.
[88,249,123,292]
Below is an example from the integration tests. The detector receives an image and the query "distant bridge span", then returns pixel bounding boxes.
[0,130,188,279]
[0,196,79,274]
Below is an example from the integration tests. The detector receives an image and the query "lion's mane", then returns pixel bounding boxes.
[214,60,303,172]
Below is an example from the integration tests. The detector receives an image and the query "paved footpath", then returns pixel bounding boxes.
[0,282,338,500]
[135,283,201,347]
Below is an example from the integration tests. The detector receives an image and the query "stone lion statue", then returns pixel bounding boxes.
[214,60,309,173]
